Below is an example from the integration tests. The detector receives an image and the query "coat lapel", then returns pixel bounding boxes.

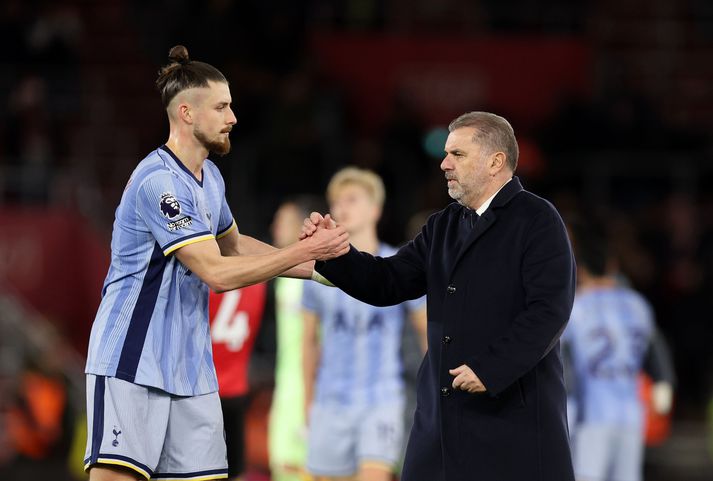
[447,177,525,277]
[449,210,496,277]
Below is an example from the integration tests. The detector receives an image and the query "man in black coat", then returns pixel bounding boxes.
[303,111,576,481]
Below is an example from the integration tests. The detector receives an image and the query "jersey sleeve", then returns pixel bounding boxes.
[216,195,237,239]
[137,173,215,256]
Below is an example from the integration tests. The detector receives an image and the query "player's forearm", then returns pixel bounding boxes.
[302,343,319,411]
[210,243,313,292]
[303,353,317,409]
[237,235,315,279]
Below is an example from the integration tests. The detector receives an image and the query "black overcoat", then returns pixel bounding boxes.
[316,177,576,481]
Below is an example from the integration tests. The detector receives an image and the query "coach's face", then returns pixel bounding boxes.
[441,127,490,209]
[192,81,237,156]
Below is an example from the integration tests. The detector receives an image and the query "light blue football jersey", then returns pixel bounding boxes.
[562,286,653,427]
[303,244,426,407]
[85,145,237,396]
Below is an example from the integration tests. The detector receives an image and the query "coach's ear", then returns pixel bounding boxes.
[488,151,507,175]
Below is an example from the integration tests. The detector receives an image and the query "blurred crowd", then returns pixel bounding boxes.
[1,0,713,479]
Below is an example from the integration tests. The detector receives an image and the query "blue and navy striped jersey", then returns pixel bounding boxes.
[303,244,426,407]
[85,145,237,396]
[562,286,653,427]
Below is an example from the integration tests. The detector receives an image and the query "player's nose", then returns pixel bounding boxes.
[227,107,237,125]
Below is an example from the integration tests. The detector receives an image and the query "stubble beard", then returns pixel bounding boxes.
[195,127,231,156]
[447,185,463,203]
[448,178,484,209]
[447,179,470,206]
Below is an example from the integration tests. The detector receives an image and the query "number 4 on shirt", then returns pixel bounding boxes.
[211,290,250,351]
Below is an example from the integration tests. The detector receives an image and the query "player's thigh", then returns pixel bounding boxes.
[611,428,644,481]
[572,424,614,481]
[155,390,228,478]
[85,375,170,480]
[356,403,404,473]
[306,404,358,477]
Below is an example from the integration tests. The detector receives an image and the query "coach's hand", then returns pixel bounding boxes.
[450,364,487,393]
[301,222,349,260]
[299,212,337,240]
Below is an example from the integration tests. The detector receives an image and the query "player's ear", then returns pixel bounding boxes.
[178,103,194,124]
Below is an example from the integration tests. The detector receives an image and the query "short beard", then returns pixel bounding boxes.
[448,183,481,208]
[195,128,231,156]
[447,185,464,203]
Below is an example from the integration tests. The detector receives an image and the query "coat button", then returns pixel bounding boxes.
[441,387,451,397]
[442,336,452,344]
[447,284,456,294]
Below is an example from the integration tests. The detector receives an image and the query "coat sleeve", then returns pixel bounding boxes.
[466,207,576,396]
[314,221,431,307]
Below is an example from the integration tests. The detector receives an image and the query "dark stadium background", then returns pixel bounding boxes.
[1,0,712,479]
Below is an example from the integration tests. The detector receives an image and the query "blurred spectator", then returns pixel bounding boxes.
[268,196,325,481]
[0,297,83,481]
[563,218,675,481]
[210,283,273,480]
[301,168,426,481]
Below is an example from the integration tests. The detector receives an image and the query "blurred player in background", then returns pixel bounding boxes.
[563,220,675,481]
[268,196,326,481]
[210,281,270,480]
[302,167,427,481]
[83,45,348,481]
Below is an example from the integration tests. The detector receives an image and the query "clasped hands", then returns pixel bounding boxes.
[300,212,337,239]
[299,212,349,260]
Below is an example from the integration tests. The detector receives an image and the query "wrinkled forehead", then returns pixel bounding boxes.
[445,126,480,151]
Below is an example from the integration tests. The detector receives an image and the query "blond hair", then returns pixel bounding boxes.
[326,167,385,207]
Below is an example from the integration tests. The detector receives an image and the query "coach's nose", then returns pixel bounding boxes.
[440,154,453,172]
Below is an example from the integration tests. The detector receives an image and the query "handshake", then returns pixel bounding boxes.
[298,212,350,261]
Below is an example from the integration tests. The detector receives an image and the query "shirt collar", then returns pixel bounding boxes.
[475,177,512,216]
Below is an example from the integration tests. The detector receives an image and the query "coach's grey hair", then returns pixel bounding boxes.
[448,111,519,172]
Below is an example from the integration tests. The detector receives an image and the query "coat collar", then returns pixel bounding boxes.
[489,176,523,210]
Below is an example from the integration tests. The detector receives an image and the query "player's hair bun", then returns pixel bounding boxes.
[156,44,227,107]
[168,45,190,65]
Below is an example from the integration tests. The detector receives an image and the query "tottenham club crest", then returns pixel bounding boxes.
[159,192,181,219]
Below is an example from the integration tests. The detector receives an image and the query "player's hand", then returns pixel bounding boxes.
[301,223,349,260]
[449,364,486,393]
[299,212,337,240]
